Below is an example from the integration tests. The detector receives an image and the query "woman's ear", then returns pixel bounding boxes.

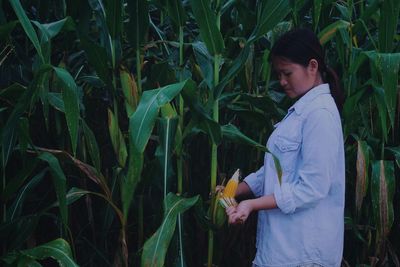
[308,59,319,74]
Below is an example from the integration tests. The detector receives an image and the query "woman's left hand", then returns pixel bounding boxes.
[228,200,253,225]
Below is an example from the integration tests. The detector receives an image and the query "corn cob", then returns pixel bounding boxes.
[219,169,240,208]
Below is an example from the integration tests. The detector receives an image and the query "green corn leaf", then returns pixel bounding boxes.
[378,0,400,52]
[249,0,291,43]
[48,92,65,112]
[53,67,80,156]
[81,120,101,172]
[14,238,78,267]
[126,0,149,51]
[9,0,43,62]
[371,160,395,238]
[166,0,187,29]
[80,37,112,88]
[108,109,127,167]
[38,152,68,226]
[157,116,179,198]
[313,0,323,31]
[122,146,143,218]
[48,187,88,209]
[355,140,369,218]
[1,80,37,169]
[372,86,388,141]
[189,0,224,56]
[221,124,282,183]
[129,79,195,153]
[365,52,400,130]
[104,0,122,40]
[7,169,47,221]
[221,124,267,152]
[318,20,350,45]
[141,193,199,267]
[32,17,72,43]
[3,159,38,201]
[214,44,251,99]
[192,41,213,90]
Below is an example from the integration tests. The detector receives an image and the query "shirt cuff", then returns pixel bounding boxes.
[274,183,296,214]
[244,173,263,197]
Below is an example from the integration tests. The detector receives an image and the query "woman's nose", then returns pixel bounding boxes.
[279,78,287,87]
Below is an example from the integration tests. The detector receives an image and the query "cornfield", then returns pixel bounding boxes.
[0,0,399,266]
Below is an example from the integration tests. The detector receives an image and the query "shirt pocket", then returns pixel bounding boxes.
[275,134,301,172]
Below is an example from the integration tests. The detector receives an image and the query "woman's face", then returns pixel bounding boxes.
[273,57,321,98]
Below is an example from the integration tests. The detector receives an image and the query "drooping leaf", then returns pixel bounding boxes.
[141,193,199,267]
[2,159,38,201]
[48,187,88,209]
[249,0,291,42]
[355,140,369,217]
[129,79,195,153]
[38,152,68,226]
[53,67,80,156]
[221,124,282,183]
[6,238,79,267]
[371,160,395,238]
[7,169,47,221]
[318,20,350,45]
[9,0,43,62]
[32,17,73,43]
[189,0,224,55]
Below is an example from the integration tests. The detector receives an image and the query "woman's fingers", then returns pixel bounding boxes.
[215,185,224,193]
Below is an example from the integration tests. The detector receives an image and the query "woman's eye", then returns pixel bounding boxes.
[283,72,291,76]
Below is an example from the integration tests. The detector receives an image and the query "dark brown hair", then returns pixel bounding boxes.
[270,28,344,111]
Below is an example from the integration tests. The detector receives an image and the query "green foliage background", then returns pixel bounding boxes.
[0,0,399,266]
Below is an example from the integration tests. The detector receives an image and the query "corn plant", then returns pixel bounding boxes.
[1,0,399,267]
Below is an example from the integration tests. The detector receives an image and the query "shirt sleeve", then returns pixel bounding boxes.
[274,108,340,214]
[243,165,265,197]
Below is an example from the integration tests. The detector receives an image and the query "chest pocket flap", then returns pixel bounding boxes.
[276,135,301,152]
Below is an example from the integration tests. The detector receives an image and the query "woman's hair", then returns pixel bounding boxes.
[269,28,344,112]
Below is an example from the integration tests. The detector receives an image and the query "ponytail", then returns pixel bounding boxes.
[324,66,344,113]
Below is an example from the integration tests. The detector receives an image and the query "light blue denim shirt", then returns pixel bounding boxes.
[244,84,345,267]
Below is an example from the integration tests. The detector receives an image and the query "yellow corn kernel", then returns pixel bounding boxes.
[222,169,240,198]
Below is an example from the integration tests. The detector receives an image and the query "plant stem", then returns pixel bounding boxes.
[208,53,221,267]
[178,25,184,194]
[136,48,142,95]
[177,25,185,267]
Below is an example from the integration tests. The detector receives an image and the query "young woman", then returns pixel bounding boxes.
[226,28,345,267]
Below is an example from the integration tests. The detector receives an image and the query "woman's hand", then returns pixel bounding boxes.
[226,200,253,225]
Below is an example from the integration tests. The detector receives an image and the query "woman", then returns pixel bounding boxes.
[226,28,345,267]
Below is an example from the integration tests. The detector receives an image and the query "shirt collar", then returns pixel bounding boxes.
[288,83,330,115]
